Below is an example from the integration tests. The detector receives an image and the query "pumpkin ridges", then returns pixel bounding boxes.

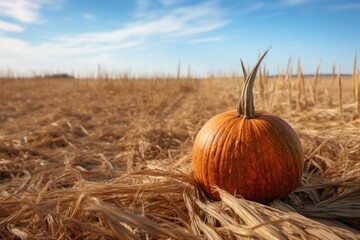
[207,115,238,198]
[196,123,217,194]
[207,117,232,193]
[218,116,241,190]
[193,109,303,202]
[240,120,263,200]
[193,114,235,197]
[258,112,304,180]
[248,114,303,200]
[255,115,300,193]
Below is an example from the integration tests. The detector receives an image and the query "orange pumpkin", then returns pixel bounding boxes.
[192,50,303,203]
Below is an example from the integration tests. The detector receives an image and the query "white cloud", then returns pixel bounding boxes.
[282,0,312,5]
[0,0,40,23]
[0,0,59,24]
[83,13,96,22]
[0,35,141,75]
[0,20,23,32]
[58,1,227,46]
[135,0,152,18]
[331,3,360,11]
[239,3,264,16]
[190,36,223,43]
[161,0,177,6]
[0,36,29,52]
[0,36,140,57]
[0,1,228,74]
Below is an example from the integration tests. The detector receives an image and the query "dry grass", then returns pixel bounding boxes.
[0,73,359,239]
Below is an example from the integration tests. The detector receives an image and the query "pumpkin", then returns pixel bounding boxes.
[192,50,303,203]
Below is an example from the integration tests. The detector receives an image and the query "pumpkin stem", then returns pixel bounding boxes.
[236,49,269,118]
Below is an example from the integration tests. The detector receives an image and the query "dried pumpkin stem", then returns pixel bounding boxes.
[236,49,269,118]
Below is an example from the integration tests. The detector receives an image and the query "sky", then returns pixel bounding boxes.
[0,0,359,77]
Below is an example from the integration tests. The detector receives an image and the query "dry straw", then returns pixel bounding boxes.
[0,66,359,239]
[338,67,343,120]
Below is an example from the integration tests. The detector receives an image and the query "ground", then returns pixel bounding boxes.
[0,76,359,239]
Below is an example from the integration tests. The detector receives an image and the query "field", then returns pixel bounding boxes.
[1,70,360,239]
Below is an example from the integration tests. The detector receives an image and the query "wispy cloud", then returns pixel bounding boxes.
[281,0,312,6]
[0,0,229,74]
[239,3,264,16]
[83,13,96,22]
[330,3,360,11]
[160,0,177,6]
[0,20,23,32]
[135,0,153,19]
[0,35,140,57]
[0,0,227,55]
[56,1,227,49]
[0,0,41,23]
[190,36,223,44]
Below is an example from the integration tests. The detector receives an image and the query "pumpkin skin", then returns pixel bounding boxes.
[192,109,303,202]
[192,50,303,203]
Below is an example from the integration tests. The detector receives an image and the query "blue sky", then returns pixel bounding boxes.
[0,0,359,77]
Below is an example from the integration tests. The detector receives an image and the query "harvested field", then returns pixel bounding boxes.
[0,73,360,239]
